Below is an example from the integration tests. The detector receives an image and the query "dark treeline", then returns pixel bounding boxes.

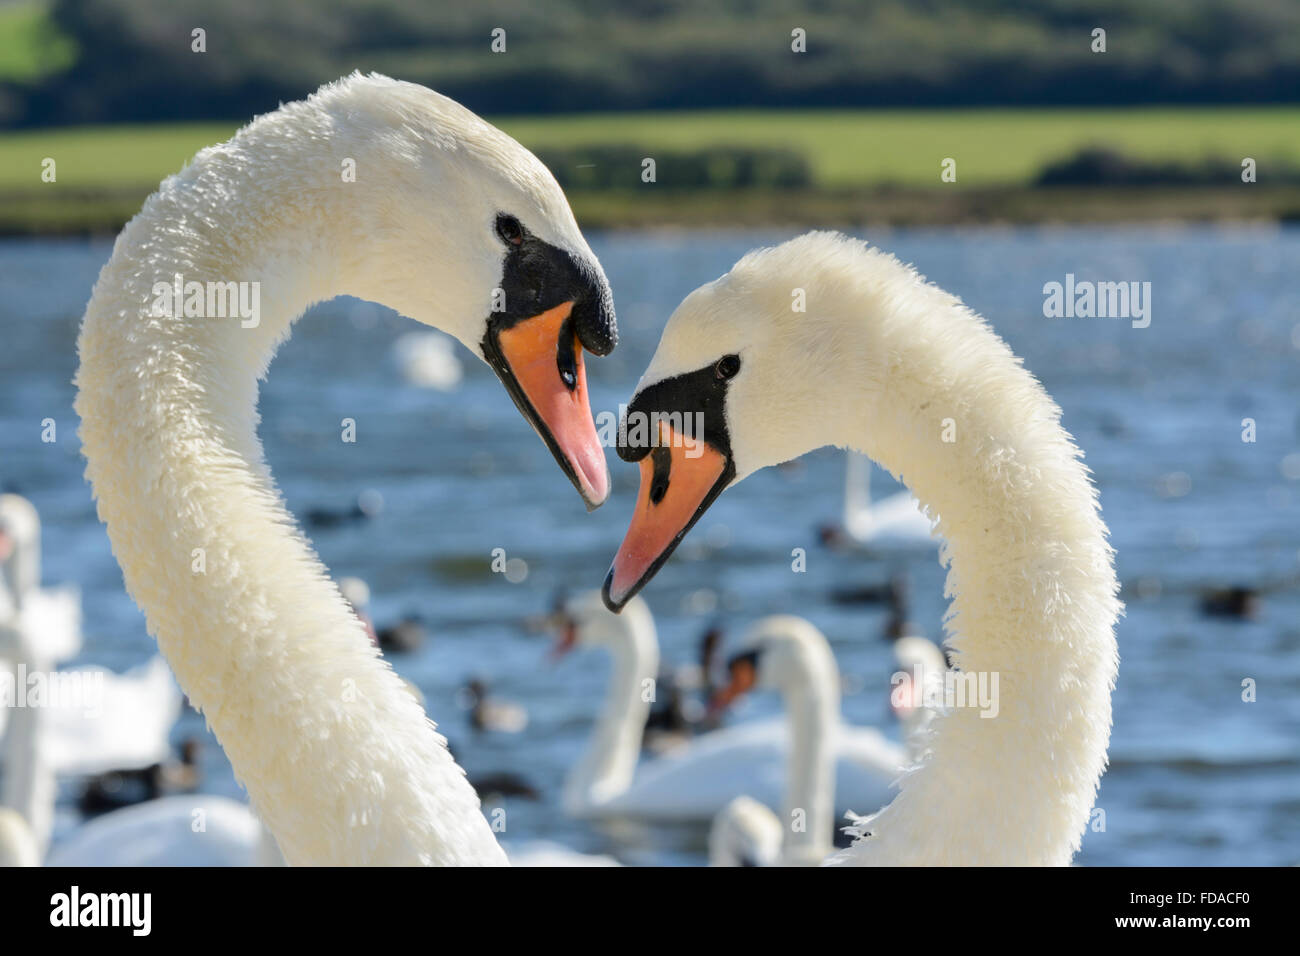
[5,0,1300,127]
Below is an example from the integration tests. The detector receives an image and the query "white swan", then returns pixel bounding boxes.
[1,532,180,860]
[393,330,464,391]
[2,648,180,777]
[0,497,179,777]
[707,795,782,867]
[38,655,181,776]
[708,616,947,866]
[1,586,264,865]
[73,73,617,866]
[839,452,936,548]
[707,616,852,866]
[0,614,54,856]
[0,495,80,665]
[44,795,281,867]
[890,633,947,757]
[556,592,904,823]
[603,232,1121,865]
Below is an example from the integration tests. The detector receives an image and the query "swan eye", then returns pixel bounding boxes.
[495,214,524,247]
[714,354,741,380]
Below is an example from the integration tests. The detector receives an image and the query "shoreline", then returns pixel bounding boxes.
[2,185,1298,237]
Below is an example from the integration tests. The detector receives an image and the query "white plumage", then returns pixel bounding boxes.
[37,655,181,777]
[45,796,275,867]
[709,795,783,867]
[560,594,905,827]
[73,73,611,865]
[0,494,81,686]
[621,232,1121,865]
[840,451,937,548]
[0,808,38,867]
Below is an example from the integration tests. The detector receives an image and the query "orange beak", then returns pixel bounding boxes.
[488,302,610,509]
[602,421,731,612]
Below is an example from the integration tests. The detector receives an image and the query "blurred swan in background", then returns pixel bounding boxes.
[0,615,53,855]
[708,794,782,867]
[0,495,196,864]
[393,330,464,391]
[0,808,38,867]
[505,840,622,867]
[0,497,181,777]
[707,616,899,866]
[889,634,947,757]
[0,495,62,856]
[0,494,80,666]
[37,656,181,777]
[1,611,213,865]
[555,593,905,823]
[819,453,936,550]
[44,795,281,867]
[1,597,227,865]
[881,576,948,756]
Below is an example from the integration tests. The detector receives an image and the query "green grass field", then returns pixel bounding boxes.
[0,122,237,190]
[499,107,1300,188]
[2,107,1298,192]
[2,107,1299,231]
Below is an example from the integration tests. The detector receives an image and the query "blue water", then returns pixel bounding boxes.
[1,226,1297,865]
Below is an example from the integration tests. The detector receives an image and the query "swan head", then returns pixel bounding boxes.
[708,795,783,868]
[474,210,617,509]
[602,232,872,609]
[551,590,654,659]
[709,615,832,713]
[317,75,618,507]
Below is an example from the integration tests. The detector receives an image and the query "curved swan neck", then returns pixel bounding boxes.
[813,251,1120,866]
[752,620,838,865]
[0,630,53,859]
[565,604,658,812]
[74,92,506,865]
[778,660,837,865]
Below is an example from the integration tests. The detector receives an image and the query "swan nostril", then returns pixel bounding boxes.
[649,445,671,505]
[556,316,579,391]
[650,479,669,505]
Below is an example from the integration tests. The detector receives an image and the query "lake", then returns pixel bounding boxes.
[1,225,1297,865]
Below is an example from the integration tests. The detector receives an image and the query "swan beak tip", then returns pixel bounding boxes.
[600,568,624,613]
[580,460,611,512]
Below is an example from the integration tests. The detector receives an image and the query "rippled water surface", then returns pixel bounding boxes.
[1,226,1297,865]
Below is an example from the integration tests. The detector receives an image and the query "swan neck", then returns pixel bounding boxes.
[827,277,1119,865]
[779,664,837,864]
[566,613,657,811]
[73,143,505,865]
[0,636,54,857]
